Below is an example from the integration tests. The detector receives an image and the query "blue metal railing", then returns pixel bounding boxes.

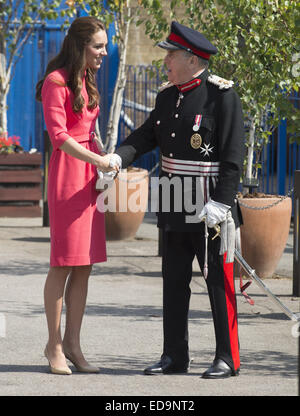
[259,90,300,196]
[118,65,161,176]
[7,32,299,197]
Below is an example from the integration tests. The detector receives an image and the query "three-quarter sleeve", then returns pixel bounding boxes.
[41,76,71,150]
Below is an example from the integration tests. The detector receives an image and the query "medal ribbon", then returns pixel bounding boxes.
[193,114,202,131]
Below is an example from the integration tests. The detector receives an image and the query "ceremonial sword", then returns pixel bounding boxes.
[234,248,300,322]
[203,219,300,323]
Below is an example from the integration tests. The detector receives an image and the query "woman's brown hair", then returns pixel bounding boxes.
[35,16,106,113]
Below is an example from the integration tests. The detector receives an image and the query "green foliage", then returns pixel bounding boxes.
[71,0,133,44]
[0,0,77,134]
[138,0,300,179]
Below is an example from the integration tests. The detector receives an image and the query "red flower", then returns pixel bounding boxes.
[0,133,22,154]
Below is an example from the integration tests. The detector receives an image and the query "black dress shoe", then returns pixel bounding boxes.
[144,355,189,375]
[201,359,239,379]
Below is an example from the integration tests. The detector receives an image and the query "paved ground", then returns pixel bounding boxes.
[0,214,299,398]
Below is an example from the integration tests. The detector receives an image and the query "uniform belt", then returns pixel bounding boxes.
[161,156,220,176]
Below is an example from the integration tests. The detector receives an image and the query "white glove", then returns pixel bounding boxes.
[109,153,122,169]
[198,199,230,228]
[96,154,122,190]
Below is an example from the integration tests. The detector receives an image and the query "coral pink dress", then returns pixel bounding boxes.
[42,68,106,266]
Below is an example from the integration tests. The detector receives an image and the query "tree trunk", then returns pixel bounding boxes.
[0,42,8,135]
[0,90,8,135]
[105,8,131,154]
[246,117,256,180]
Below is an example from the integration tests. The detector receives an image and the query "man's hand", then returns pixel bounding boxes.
[97,154,123,184]
[109,153,122,170]
[95,153,121,173]
[198,199,230,228]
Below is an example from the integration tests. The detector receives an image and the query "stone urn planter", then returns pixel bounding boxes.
[96,167,149,240]
[0,153,43,217]
[238,195,292,278]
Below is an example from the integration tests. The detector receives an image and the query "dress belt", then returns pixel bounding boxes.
[161,155,220,176]
[73,131,96,143]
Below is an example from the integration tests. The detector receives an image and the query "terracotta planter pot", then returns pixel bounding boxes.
[0,153,42,217]
[98,168,149,241]
[238,197,292,278]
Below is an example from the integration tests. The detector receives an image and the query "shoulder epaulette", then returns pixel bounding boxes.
[208,74,234,90]
[158,81,173,92]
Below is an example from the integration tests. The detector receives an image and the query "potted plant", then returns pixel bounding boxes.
[0,134,23,155]
[198,0,299,278]
[136,0,300,276]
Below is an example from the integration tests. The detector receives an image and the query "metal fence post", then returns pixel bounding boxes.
[293,171,300,296]
[292,172,300,397]
[277,119,287,196]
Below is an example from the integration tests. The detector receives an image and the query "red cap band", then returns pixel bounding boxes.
[168,33,211,60]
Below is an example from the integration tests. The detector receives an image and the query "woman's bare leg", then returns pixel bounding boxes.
[62,265,93,366]
[44,266,71,369]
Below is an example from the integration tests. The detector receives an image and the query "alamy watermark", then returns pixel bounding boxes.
[96,175,206,223]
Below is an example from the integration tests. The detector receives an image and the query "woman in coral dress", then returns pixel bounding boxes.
[36,17,118,375]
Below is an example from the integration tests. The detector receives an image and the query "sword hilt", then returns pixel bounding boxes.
[212,224,220,240]
[200,218,221,240]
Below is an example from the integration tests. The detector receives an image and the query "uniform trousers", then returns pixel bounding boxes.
[161,226,240,373]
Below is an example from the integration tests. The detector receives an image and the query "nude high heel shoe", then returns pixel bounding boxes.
[64,351,100,373]
[44,347,72,375]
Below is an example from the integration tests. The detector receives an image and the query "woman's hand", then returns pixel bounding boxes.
[95,154,119,173]
[59,138,122,173]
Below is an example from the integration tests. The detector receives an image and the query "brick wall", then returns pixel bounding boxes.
[126,16,165,65]
[126,1,172,65]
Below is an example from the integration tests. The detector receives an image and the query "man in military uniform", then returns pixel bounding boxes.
[112,21,245,378]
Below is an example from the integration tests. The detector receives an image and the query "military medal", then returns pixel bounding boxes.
[190,133,202,149]
[200,143,214,157]
[192,114,202,132]
[190,115,202,149]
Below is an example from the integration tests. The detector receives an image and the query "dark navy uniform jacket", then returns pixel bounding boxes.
[115,69,245,231]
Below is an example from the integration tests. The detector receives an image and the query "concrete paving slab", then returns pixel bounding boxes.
[0,215,299,397]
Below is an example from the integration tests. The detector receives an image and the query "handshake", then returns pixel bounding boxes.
[97,153,122,189]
